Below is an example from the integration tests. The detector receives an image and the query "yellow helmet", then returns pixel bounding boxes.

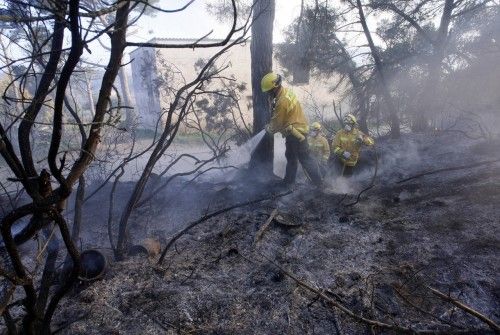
[311,122,321,131]
[343,114,357,125]
[261,72,281,92]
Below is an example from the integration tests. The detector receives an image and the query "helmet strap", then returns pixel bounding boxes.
[270,85,281,98]
[274,74,282,87]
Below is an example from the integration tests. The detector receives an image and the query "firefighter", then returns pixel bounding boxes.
[261,72,322,188]
[332,114,374,176]
[308,122,330,177]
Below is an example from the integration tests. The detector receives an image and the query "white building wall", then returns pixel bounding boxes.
[129,38,347,130]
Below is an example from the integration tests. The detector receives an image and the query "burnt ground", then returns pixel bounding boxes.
[13,133,500,334]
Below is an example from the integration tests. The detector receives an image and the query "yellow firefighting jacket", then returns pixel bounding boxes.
[332,128,374,166]
[309,134,330,164]
[267,87,309,137]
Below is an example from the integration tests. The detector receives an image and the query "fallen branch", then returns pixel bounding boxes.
[254,208,278,244]
[438,129,485,141]
[157,191,292,265]
[259,254,490,334]
[393,286,463,329]
[429,286,500,333]
[397,159,500,184]
[260,254,414,333]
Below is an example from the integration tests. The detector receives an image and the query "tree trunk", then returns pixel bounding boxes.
[66,1,131,186]
[349,72,369,133]
[413,0,454,132]
[71,176,85,243]
[356,0,400,138]
[115,157,156,258]
[118,53,135,128]
[34,225,59,327]
[83,69,96,116]
[414,57,441,131]
[249,0,275,173]
[331,34,370,133]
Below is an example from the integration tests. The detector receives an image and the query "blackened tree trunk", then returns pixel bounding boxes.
[249,0,275,173]
[356,0,400,138]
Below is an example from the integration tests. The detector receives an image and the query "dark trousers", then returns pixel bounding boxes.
[334,158,354,177]
[284,136,322,186]
[318,161,328,178]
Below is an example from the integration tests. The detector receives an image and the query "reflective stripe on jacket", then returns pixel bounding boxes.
[332,128,374,166]
[267,87,309,136]
[309,134,330,164]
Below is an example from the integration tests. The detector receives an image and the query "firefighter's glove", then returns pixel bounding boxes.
[264,124,272,134]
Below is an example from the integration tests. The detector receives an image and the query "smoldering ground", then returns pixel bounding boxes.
[29,130,497,334]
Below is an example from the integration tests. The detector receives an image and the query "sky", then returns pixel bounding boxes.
[1,0,373,69]
[0,0,325,74]
[116,0,376,63]
[128,0,305,44]
[81,0,308,65]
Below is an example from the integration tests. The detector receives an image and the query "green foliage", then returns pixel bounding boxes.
[276,4,355,80]
[192,68,251,145]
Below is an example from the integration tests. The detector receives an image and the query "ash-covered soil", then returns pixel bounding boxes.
[52,133,499,334]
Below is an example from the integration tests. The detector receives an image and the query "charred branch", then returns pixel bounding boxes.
[158,190,292,265]
[429,286,500,332]
[397,159,500,184]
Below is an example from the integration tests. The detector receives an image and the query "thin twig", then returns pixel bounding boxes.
[254,208,278,244]
[36,224,57,261]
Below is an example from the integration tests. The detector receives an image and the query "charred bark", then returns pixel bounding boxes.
[34,226,59,328]
[71,176,85,243]
[249,0,275,173]
[66,1,131,186]
[17,3,66,194]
